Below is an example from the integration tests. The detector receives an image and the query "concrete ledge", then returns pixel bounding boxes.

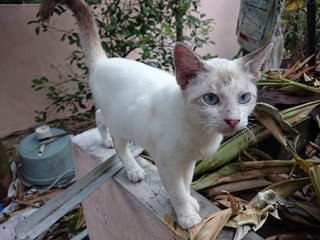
[72,128,262,240]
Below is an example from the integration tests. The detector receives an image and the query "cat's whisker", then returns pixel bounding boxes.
[192,118,214,134]
[242,125,257,145]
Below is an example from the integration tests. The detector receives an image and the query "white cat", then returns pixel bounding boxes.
[40,0,272,229]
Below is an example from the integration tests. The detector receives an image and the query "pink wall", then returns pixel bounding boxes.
[0,2,240,137]
[0,5,77,137]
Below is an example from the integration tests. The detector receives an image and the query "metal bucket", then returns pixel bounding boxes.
[18,128,75,186]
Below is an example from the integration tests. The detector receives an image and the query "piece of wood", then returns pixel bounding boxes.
[15,140,143,239]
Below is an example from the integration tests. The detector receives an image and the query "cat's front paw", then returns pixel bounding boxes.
[178,213,201,229]
[127,167,145,183]
[190,196,200,212]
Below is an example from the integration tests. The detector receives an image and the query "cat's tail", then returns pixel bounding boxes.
[39,0,106,67]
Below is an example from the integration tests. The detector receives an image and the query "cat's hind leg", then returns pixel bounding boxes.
[95,109,113,148]
[113,137,145,182]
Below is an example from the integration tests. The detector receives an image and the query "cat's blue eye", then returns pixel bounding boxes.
[203,93,219,105]
[239,93,251,104]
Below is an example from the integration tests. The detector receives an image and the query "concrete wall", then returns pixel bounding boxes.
[0,1,240,137]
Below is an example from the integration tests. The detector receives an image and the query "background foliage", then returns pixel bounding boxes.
[0,0,39,3]
[29,0,214,123]
[282,0,320,63]
[11,0,319,123]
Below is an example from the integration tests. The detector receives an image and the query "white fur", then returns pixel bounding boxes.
[92,55,264,228]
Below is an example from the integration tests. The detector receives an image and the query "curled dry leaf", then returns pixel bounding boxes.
[252,102,300,152]
[249,177,310,207]
[189,193,238,240]
[224,178,312,239]
[281,60,300,78]
[162,213,189,239]
[189,208,233,240]
[253,103,320,205]
[214,195,248,209]
[226,204,279,232]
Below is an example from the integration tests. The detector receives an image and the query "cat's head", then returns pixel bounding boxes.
[174,43,272,136]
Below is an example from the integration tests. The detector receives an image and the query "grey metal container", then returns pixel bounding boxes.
[18,128,75,186]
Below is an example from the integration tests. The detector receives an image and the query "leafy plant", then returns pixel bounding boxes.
[282,0,320,63]
[0,0,40,3]
[30,0,214,123]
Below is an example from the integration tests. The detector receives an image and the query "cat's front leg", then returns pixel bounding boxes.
[156,162,201,229]
[183,161,200,213]
[113,137,145,182]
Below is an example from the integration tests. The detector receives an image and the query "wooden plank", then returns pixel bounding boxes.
[15,144,143,240]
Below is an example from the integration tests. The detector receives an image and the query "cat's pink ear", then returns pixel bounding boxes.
[174,43,207,90]
[238,43,274,82]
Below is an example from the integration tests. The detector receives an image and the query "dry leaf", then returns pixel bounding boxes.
[189,208,233,240]
[285,0,305,11]
[253,103,320,204]
[190,193,238,240]
[294,201,320,222]
[266,233,314,240]
[282,60,300,78]
[249,178,310,207]
[253,103,300,152]
[214,195,248,209]
[75,206,85,230]
[206,179,271,197]
[278,205,320,228]
[224,178,312,239]
[163,213,189,239]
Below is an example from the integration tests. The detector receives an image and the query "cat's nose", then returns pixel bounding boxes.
[224,119,240,128]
